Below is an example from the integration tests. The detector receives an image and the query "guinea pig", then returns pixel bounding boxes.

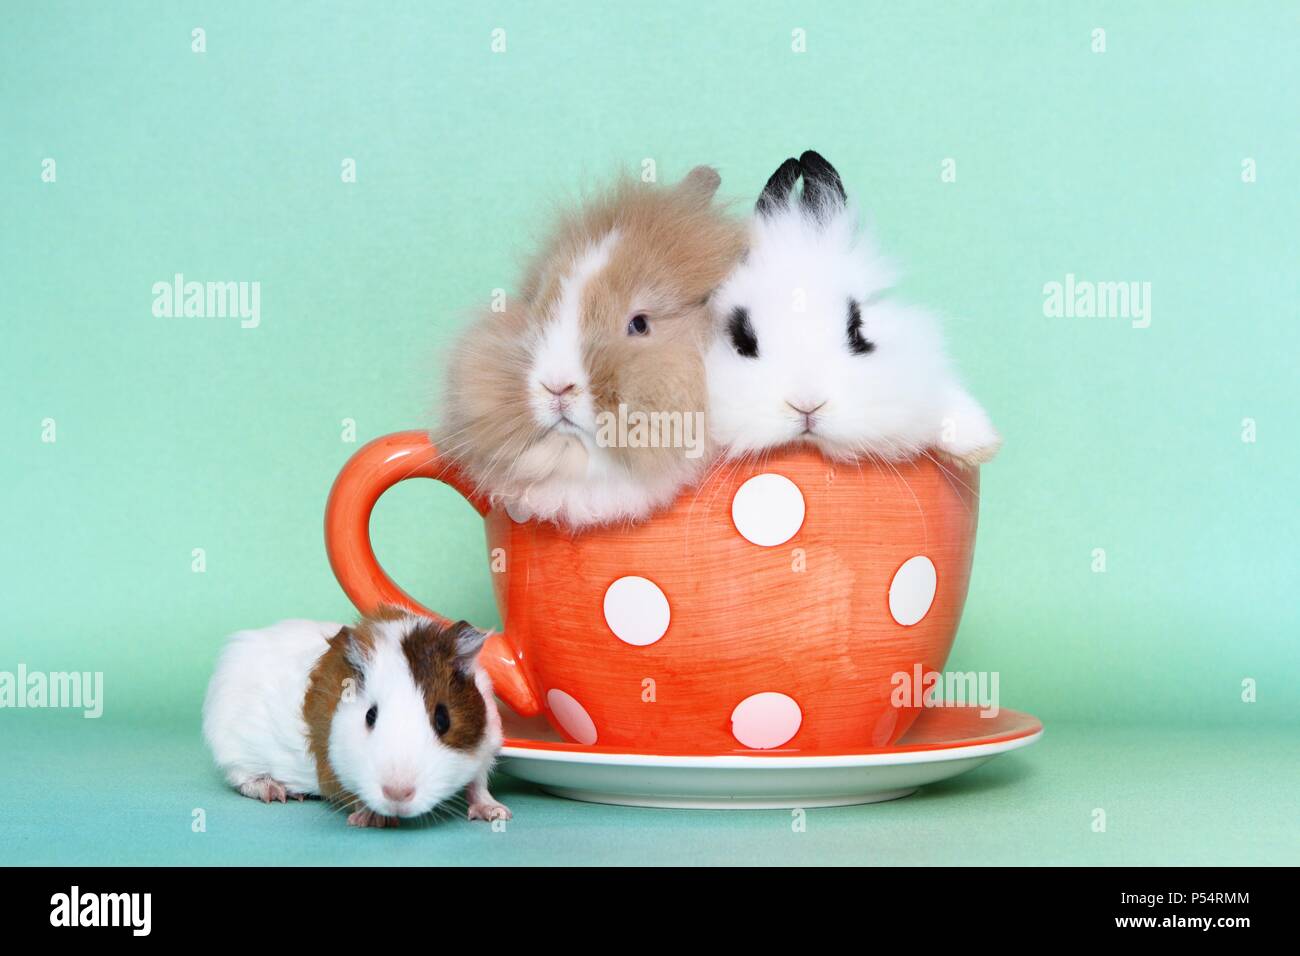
[706,151,1000,468]
[202,608,509,828]
[437,166,746,527]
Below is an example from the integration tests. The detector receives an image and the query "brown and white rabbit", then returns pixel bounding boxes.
[438,167,745,527]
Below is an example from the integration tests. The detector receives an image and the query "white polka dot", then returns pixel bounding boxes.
[546,689,598,745]
[730,692,802,749]
[731,473,805,547]
[505,500,531,523]
[602,576,670,646]
[889,555,937,626]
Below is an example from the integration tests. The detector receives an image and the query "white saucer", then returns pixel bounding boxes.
[497,706,1043,809]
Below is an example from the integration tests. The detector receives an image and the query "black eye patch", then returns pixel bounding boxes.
[846,298,874,355]
[728,307,759,358]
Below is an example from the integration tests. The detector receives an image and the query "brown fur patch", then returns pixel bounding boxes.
[369,603,409,622]
[400,620,487,753]
[302,624,373,804]
[437,167,746,499]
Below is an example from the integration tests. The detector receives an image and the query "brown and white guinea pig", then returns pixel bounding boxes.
[437,166,747,528]
[202,608,509,828]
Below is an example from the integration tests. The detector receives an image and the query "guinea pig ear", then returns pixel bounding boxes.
[798,150,847,220]
[756,157,801,217]
[676,165,722,203]
[333,626,370,675]
[449,621,488,676]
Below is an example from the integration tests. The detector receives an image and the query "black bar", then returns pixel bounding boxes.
[1,866,1281,940]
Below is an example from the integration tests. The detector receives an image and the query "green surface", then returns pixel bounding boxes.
[2,713,1295,866]
[2,2,1297,865]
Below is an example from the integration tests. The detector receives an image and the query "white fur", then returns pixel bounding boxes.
[328,616,481,818]
[508,229,687,526]
[501,459,689,527]
[202,619,338,798]
[202,616,503,820]
[707,198,999,466]
[527,231,618,428]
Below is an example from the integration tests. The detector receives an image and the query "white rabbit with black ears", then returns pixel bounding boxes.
[706,150,1000,468]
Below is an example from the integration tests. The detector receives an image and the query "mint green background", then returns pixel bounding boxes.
[1,2,1296,865]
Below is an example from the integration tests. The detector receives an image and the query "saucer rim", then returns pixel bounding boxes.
[500,709,1043,769]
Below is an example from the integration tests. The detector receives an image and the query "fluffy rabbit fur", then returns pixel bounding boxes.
[707,151,1000,468]
[439,167,745,527]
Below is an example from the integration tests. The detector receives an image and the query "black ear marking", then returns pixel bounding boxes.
[799,150,847,218]
[756,157,801,216]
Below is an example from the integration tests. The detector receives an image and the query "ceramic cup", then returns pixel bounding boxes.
[325,430,979,754]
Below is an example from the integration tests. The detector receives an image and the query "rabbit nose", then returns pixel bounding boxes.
[787,399,827,415]
[543,382,577,397]
[382,782,416,804]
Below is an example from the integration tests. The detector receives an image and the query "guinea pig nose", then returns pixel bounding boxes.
[382,782,416,804]
[543,382,577,397]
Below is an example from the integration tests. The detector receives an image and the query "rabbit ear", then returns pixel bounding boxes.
[798,150,847,218]
[756,157,801,216]
[677,165,722,203]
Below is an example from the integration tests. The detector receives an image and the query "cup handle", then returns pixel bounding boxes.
[324,430,541,717]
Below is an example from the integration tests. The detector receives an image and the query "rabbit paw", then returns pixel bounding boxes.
[936,439,1001,470]
[936,387,1000,468]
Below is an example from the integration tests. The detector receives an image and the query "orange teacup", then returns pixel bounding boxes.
[325,431,979,754]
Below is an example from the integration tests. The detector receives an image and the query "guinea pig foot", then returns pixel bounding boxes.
[347,808,400,828]
[238,775,290,804]
[467,797,512,823]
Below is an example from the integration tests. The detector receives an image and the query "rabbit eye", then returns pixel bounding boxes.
[365,704,378,729]
[627,313,650,336]
[433,703,450,736]
[846,299,874,355]
[728,307,758,358]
